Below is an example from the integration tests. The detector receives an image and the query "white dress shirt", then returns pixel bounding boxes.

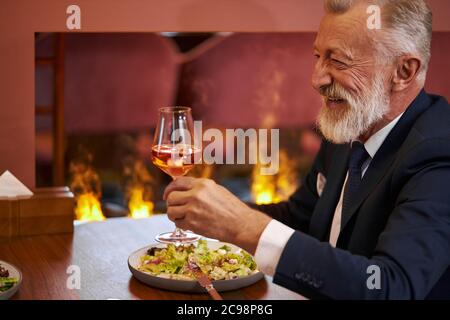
[254,113,404,276]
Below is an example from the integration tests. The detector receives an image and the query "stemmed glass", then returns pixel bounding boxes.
[151,106,202,244]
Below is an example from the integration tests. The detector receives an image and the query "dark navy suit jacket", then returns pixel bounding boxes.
[257,90,450,299]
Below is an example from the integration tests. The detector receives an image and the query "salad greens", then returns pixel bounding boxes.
[0,264,18,293]
[138,240,258,280]
[0,278,18,292]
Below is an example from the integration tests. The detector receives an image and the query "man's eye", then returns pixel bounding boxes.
[331,59,346,67]
[314,54,320,59]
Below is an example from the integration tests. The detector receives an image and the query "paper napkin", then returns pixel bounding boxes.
[0,170,34,199]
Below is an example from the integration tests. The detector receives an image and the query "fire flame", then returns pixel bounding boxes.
[251,149,298,205]
[128,187,154,219]
[69,146,105,221]
[75,193,105,221]
[123,158,155,219]
[252,174,277,205]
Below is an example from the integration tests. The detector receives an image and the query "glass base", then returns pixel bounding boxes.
[155,230,201,244]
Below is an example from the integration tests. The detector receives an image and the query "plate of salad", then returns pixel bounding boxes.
[0,261,21,300]
[128,239,264,293]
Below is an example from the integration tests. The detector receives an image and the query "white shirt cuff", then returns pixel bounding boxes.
[254,219,295,276]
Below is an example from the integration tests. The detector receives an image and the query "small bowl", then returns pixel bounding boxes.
[0,261,22,300]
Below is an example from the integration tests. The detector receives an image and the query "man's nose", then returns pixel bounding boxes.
[311,61,332,91]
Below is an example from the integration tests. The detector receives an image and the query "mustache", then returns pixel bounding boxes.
[318,83,352,100]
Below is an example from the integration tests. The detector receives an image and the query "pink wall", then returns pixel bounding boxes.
[63,33,179,133]
[425,32,450,97]
[178,33,321,129]
[1,0,450,188]
[50,33,321,132]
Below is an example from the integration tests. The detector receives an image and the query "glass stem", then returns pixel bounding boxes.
[170,175,186,238]
[172,228,186,238]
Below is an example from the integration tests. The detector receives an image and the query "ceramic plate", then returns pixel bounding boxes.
[128,241,264,293]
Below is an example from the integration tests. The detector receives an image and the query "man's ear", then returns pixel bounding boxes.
[392,55,422,91]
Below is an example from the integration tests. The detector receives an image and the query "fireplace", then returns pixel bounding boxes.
[35,32,323,221]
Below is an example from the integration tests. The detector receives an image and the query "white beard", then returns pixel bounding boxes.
[317,73,389,144]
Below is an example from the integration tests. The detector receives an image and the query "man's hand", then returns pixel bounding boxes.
[163,177,272,254]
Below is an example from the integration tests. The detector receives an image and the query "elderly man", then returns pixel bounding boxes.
[164,0,450,299]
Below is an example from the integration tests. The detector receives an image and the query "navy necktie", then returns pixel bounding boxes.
[341,142,370,231]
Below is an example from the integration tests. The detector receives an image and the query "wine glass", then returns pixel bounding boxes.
[151,106,202,244]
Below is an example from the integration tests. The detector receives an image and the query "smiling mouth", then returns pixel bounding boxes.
[325,96,346,105]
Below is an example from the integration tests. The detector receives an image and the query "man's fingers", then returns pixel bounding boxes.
[167,205,188,221]
[173,218,190,231]
[172,215,198,234]
[163,177,196,200]
[167,206,193,231]
[166,190,192,206]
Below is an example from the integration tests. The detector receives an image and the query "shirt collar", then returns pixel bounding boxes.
[363,113,404,159]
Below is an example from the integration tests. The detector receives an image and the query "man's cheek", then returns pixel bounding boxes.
[332,69,363,94]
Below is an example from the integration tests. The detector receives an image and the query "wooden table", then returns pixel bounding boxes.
[0,215,304,300]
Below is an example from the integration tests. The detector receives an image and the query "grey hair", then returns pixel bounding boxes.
[324,0,433,82]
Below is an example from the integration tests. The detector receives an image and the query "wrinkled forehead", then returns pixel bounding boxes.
[314,5,376,57]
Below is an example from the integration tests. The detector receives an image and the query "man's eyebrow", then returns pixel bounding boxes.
[329,47,354,61]
[313,44,354,61]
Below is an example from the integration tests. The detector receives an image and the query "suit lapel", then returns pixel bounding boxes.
[339,90,432,232]
[309,144,350,241]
